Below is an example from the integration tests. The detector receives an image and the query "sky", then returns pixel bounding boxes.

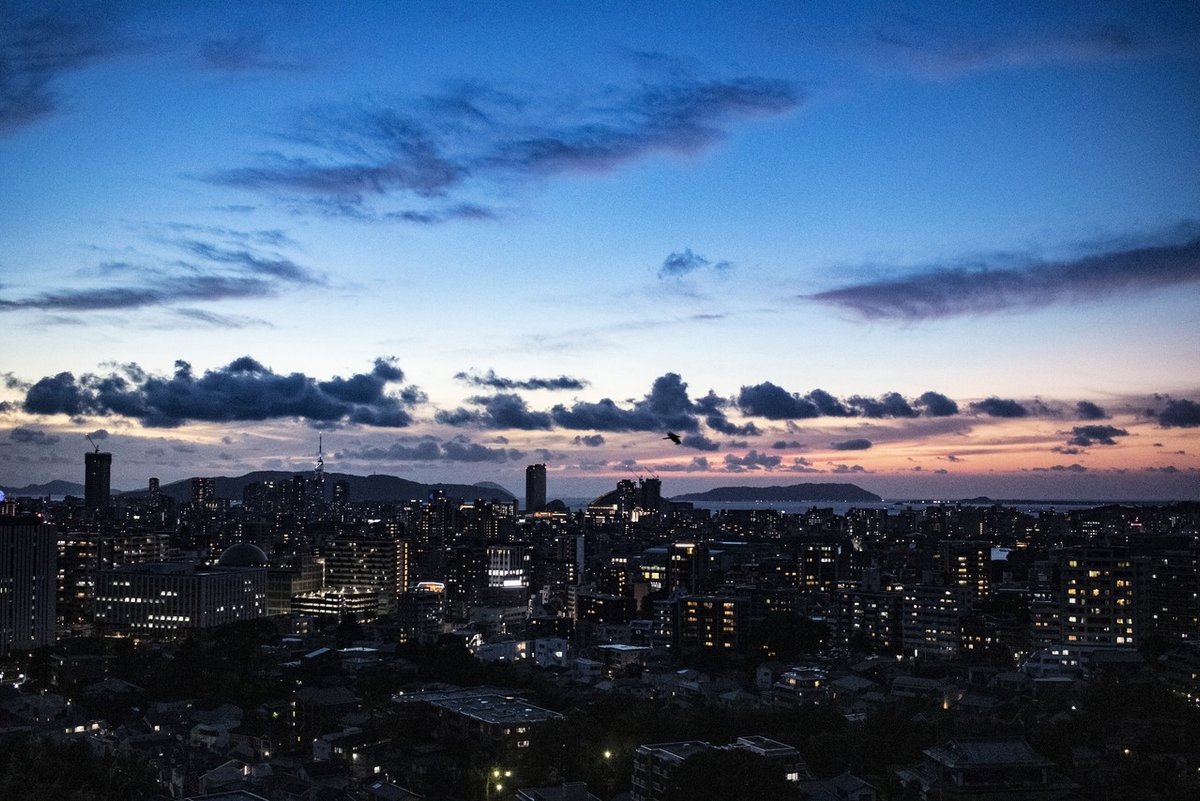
[2,0,1199,501]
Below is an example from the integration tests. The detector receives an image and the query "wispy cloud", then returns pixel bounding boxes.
[0,231,320,318]
[454,369,587,391]
[196,35,308,73]
[869,14,1153,78]
[0,11,127,134]
[809,229,1200,320]
[658,249,732,280]
[208,75,803,221]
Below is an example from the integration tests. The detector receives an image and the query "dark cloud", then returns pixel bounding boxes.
[831,463,868,474]
[0,11,125,134]
[739,383,959,421]
[771,440,804,449]
[1032,463,1088,473]
[809,231,1200,320]
[454,369,587,391]
[22,356,420,428]
[87,428,109,440]
[914,391,959,416]
[196,35,308,72]
[572,434,605,447]
[2,372,31,391]
[808,389,852,417]
[1156,398,1200,428]
[680,433,720,452]
[830,438,873,451]
[658,249,732,279]
[9,426,59,445]
[1067,425,1129,447]
[723,450,782,471]
[435,393,554,430]
[970,397,1028,418]
[737,382,820,420]
[552,372,699,433]
[1074,400,1109,420]
[654,456,712,472]
[209,75,802,220]
[1052,446,1084,455]
[847,392,917,418]
[694,390,759,436]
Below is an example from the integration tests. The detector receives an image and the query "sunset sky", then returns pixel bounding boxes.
[2,1,1199,500]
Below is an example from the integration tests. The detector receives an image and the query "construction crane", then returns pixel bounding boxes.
[86,434,100,453]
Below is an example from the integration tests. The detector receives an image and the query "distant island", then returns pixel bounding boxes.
[2,472,516,504]
[672,483,882,503]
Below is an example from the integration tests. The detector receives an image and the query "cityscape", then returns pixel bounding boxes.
[0,450,1197,800]
[2,2,1200,800]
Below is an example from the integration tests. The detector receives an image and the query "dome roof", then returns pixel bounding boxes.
[217,542,269,567]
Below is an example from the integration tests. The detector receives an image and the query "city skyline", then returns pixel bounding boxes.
[2,1,1199,500]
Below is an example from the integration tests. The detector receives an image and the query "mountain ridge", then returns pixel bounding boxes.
[2,472,516,504]
[672,483,882,503]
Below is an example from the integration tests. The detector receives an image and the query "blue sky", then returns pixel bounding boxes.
[2,1,1199,499]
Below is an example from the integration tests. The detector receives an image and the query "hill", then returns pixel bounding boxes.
[119,471,516,504]
[672,483,882,503]
[0,479,86,498]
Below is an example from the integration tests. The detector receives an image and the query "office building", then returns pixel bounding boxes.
[92,544,267,633]
[0,516,57,655]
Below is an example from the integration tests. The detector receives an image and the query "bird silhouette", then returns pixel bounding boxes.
[663,432,682,445]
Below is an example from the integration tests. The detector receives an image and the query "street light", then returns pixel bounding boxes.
[486,767,512,800]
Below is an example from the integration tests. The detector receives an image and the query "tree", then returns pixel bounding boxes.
[748,612,829,661]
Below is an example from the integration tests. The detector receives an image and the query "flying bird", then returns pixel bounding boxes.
[663,432,682,445]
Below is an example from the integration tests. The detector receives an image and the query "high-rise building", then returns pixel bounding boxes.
[84,451,112,515]
[1058,546,1138,650]
[525,463,547,513]
[325,535,410,615]
[0,516,58,655]
[191,476,215,506]
[941,540,991,598]
[901,585,972,659]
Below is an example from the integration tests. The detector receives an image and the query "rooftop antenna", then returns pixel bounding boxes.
[85,434,100,453]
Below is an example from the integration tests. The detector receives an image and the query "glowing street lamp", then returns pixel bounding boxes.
[486,767,512,799]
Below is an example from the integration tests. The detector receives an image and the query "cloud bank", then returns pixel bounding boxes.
[22,357,421,428]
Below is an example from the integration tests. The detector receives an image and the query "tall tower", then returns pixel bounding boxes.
[84,445,112,516]
[525,463,547,514]
[313,434,326,499]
